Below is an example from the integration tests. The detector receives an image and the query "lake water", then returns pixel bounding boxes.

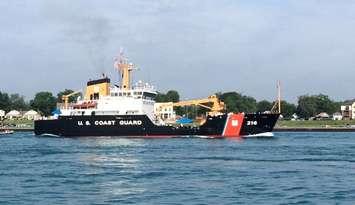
[0,132,354,204]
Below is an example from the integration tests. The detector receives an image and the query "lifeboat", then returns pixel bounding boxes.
[73,101,97,109]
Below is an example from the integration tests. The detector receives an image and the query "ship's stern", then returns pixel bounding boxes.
[34,119,63,136]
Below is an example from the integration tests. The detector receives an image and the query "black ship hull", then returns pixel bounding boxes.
[34,113,279,137]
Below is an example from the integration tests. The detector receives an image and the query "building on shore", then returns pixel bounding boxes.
[332,112,343,120]
[23,110,41,120]
[154,102,176,122]
[0,110,5,120]
[5,110,21,119]
[341,102,355,120]
[316,112,330,120]
[2,110,42,120]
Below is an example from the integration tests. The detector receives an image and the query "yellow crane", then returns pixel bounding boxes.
[171,95,225,116]
[62,90,81,109]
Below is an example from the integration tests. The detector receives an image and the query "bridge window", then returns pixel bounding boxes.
[143,92,157,100]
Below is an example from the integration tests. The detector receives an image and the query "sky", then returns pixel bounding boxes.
[0,0,355,103]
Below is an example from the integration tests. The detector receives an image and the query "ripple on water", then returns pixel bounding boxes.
[0,132,355,204]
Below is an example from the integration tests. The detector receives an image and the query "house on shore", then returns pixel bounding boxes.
[341,102,355,120]
[316,112,330,120]
[0,110,5,120]
[332,112,343,120]
[5,110,21,119]
[154,102,176,122]
[23,110,41,120]
[1,110,42,120]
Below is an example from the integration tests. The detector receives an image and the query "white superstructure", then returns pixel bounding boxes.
[60,82,157,119]
[58,52,159,122]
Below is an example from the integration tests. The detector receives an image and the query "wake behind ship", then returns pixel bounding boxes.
[34,52,279,137]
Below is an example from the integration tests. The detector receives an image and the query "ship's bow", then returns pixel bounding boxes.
[239,113,280,136]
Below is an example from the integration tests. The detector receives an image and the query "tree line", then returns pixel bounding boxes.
[0,89,79,116]
[0,89,345,119]
[156,91,344,119]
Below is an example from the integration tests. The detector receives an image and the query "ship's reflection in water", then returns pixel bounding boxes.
[78,137,146,198]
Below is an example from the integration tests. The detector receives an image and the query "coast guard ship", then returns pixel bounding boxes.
[34,52,279,137]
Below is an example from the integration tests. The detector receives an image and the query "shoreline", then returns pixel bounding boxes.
[1,128,34,132]
[274,127,355,132]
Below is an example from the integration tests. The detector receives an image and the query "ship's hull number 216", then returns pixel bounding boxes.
[247,121,258,126]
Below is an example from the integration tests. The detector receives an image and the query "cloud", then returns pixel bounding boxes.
[0,0,355,102]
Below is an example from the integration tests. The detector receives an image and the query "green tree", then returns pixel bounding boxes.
[155,90,180,103]
[155,92,166,102]
[219,92,257,113]
[165,90,180,102]
[316,94,338,114]
[296,95,318,119]
[296,94,338,119]
[30,92,57,116]
[280,100,297,118]
[0,91,11,112]
[9,94,29,111]
[257,100,273,112]
[57,89,81,103]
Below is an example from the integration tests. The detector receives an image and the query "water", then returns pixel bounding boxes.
[1,132,355,204]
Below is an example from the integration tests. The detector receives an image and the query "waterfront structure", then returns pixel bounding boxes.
[0,110,5,120]
[316,112,330,120]
[291,113,299,121]
[340,102,355,120]
[5,110,21,119]
[332,112,342,121]
[154,102,176,122]
[23,110,41,120]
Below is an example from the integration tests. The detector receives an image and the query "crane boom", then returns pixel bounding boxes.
[62,90,81,109]
[171,95,225,116]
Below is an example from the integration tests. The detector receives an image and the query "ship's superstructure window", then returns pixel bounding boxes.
[143,92,157,101]
[93,93,99,100]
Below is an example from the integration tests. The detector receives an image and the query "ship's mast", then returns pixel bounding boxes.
[271,80,282,114]
[277,80,281,114]
[114,50,137,90]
